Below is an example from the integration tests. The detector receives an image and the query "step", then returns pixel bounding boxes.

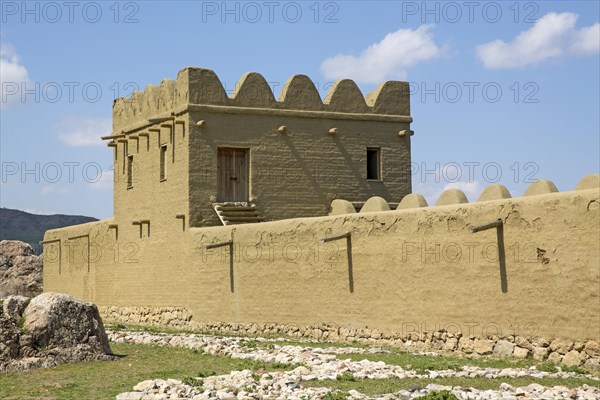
[217,206,257,212]
[212,203,263,226]
[225,216,264,222]
[219,211,262,217]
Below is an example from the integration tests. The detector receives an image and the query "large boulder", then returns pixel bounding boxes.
[22,292,112,355]
[0,241,36,257]
[0,292,114,372]
[0,240,43,298]
[2,295,30,320]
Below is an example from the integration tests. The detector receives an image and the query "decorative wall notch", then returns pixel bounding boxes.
[140,220,151,237]
[175,213,186,231]
[108,224,119,240]
[468,219,507,293]
[132,220,142,238]
[66,234,91,273]
[40,238,61,275]
[320,231,353,293]
[204,239,235,293]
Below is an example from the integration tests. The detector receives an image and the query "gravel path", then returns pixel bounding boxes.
[109,331,600,400]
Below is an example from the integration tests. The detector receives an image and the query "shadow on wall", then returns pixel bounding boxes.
[329,174,600,295]
[468,219,508,293]
[331,133,394,202]
[281,133,329,208]
[331,134,372,195]
[204,239,235,292]
[320,231,354,293]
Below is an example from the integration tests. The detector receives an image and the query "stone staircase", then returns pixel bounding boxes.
[213,203,264,226]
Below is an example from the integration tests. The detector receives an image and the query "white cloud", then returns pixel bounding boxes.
[89,170,113,191]
[412,181,440,206]
[442,181,482,201]
[413,180,483,205]
[40,186,71,196]
[321,25,446,84]
[476,12,600,69]
[570,22,600,55]
[0,43,31,108]
[412,163,484,205]
[57,117,111,147]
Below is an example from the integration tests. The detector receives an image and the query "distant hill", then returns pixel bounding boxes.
[0,208,98,253]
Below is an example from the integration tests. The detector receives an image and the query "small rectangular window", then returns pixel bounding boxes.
[367,148,381,180]
[160,145,167,181]
[127,155,134,188]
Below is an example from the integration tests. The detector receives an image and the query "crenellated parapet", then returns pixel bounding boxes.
[329,174,600,215]
[112,67,411,133]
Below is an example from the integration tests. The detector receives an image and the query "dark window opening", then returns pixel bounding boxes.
[127,155,134,188]
[367,148,380,180]
[160,145,167,181]
[122,143,128,174]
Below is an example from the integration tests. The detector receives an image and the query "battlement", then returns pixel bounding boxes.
[330,174,600,215]
[43,173,600,346]
[112,67,411,132]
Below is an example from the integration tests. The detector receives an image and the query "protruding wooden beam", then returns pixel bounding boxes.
[205,240,233,250]
[101,134,126,140]
[148,117,173,124]
[320,231,350,243]
[469,219,503,234]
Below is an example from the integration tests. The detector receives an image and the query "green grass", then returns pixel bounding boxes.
[106,323,599,375]
[2,332,598,399]
[336,371,357,382]
[322,391,351,400]
[309,349,600,396]
[303,376,600,395]
[337,350,600,377]
[241,341,258,349]
[417,391,459,400]
[0,342,293,400]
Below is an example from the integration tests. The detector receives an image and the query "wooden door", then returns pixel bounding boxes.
[217,148,248,202]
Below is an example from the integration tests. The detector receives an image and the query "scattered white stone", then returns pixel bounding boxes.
[109,330,600,400]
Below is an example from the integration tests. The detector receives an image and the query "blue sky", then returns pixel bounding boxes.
[1,0,599,219]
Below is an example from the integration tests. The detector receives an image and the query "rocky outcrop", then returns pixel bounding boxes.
[0,240,36,257]
[0,240,43,298]
[0,292,115,372]
[1,295,29,320]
